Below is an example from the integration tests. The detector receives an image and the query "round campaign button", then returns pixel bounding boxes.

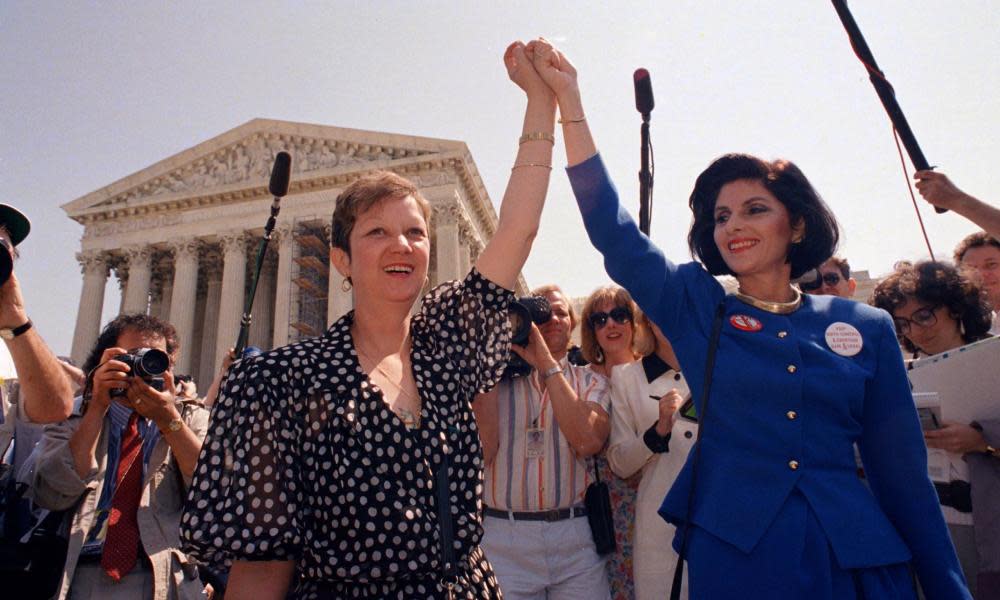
[729,314,763,332]
[825,322,863,356]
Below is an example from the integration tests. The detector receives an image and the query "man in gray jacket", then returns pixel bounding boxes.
[31,314,208,600]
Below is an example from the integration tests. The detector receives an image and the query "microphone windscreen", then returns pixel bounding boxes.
[633,68,654,115]
[269,152,292,197]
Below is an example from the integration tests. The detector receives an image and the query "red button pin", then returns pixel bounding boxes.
[729,314,763,332]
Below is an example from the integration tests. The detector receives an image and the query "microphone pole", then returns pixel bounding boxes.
[830,0,944,213]
[634,69,655,235]
[234,152,292,356]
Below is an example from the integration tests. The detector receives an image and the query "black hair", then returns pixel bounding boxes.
[82,313,180,375]
[870,260,993,353]
[687,153,840,279]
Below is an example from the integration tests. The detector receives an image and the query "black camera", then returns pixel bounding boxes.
[504,295,554,378]
[109,347,170,397]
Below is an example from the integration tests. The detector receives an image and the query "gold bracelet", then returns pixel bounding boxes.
[519,131,555,145]
[558,115,586,124]
[511,162,553,171]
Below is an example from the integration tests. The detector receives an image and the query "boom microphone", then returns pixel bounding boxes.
[634,68,654,119]
[269,151,292,197]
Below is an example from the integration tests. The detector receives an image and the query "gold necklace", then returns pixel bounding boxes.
[734,287,803,315]
[355,339,422,429]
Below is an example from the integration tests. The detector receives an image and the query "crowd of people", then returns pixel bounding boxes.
[1,38,998,600]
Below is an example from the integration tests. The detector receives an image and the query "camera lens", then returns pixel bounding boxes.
[135,348,170,378]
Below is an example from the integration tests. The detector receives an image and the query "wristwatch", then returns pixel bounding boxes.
[541,365,564,380]
[159,418,184,434]
[0,319,32,341]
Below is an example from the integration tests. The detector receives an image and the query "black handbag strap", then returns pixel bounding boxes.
[435,452,457,598]
[670,301,726,600]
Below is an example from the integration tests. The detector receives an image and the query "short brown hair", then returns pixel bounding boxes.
[330,171,432,254]
[824,256,851,279]
[579,285,651,365]
[953,231,1000,264]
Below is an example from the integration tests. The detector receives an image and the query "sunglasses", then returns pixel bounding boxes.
[589,306,633,329]
[800,272,842,291]
[892,306,939,336]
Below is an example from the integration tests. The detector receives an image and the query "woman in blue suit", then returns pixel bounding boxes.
[523,38,970,599]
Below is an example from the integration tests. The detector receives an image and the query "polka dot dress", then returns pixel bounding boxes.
[181,269,512,599]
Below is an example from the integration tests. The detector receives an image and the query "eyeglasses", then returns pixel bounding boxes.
[589,306,633,329]
[800,272,841,292]
[892,306,939,335]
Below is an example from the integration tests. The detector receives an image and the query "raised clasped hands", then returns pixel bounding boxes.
[525,38,578,101]
[504,40,553,104]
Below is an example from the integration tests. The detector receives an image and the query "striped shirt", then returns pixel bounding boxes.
[484,358,610,511]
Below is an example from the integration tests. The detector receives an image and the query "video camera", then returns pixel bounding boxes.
[109,347,170,397]
[504,295,553,378]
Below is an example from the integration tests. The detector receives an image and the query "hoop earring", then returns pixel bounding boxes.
[341,277,352,292]
[596,347,604,363]
[424,276,430,287]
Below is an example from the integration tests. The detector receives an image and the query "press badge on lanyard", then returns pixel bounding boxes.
[525,427,545,459]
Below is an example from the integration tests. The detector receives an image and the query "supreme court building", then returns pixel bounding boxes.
[63,119,524,388]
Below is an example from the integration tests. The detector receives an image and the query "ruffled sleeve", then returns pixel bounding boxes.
[180,354,306,565]
[415,267,514,396]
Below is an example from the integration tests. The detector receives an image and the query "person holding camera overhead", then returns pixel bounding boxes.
[474,283,612,600]
[31,314,209,600]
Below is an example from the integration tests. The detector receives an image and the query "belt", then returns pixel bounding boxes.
[483,505,586,522]
[934,480,973,513]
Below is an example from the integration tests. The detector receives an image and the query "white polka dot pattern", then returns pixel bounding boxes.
[180,269,512,599]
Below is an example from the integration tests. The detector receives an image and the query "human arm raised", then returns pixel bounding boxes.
[1,271,73,422]
[512,324,609,457]
[914,170,1000,239]
[474,41,557,290]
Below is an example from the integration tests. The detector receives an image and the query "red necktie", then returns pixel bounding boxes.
[102,412,144,581]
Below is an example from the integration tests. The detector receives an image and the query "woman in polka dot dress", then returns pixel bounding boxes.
[180,41,557,599]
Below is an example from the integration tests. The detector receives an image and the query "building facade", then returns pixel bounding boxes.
[63,119,524,387]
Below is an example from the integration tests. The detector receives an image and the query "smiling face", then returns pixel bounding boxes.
[961,244,1000,308]
[591,298,634,359]
[331,194,430,305]
[891,296,964,356]
[712,179,803,281]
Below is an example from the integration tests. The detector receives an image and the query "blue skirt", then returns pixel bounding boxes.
[680,491,917,599]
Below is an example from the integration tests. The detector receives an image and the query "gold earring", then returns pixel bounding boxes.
[341,277,352,292]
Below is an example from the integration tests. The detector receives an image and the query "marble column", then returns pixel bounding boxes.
[215,232,248,373]
[272,224,294,348]
[71,251,109,366]
[458,230,472,278]
[168,239,201,375]
[121,245,153,314]
[198,249,223,388]
[115,263,128,315]
[434,202,462,285]
[325,225,352,325]
[248,252,277,350]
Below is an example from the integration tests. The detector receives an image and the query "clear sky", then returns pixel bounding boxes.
[2,1,998,358]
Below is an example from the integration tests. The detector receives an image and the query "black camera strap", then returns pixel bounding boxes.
[670,301,725,600]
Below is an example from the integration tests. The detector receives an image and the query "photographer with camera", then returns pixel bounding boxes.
[475,284,612,599]
[0,204,74,423]
[30,314,208,600]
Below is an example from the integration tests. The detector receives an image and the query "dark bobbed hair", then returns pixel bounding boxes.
[82,313,180,375]
[870,260,992,354]
[687,153,840,279]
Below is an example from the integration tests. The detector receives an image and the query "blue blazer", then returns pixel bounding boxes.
[566,153,968,599]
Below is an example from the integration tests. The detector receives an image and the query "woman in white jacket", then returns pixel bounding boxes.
[607,318,695,600]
